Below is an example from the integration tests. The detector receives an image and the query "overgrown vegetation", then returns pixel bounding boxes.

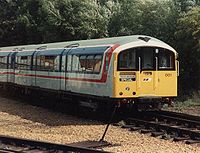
[0,0,200,99]
[172,91,200,111]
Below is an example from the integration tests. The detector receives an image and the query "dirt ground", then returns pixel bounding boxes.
[0,96,199,153]
[166,105,200,116]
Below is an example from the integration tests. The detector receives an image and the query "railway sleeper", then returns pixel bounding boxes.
[151,131,165,137]
[129,126,144,131]
[173,136,190,141]
[185,139,200,144]
[127,118,200,142]
[121,124,135,129]
[140,128,156,134]
[161,134,176,140]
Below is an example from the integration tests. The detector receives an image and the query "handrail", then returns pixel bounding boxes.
[64,43,79,48]
[36,46,47,50]
[138,57,141,89]
[154,57,158,89]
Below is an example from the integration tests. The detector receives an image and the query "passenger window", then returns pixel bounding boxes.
[105,56,109,71]
[93,55,102,73]
[37,55,60,71]
[36,56,41,70]
[32,56,37,70]
[28,56,32,68]
[85,55,94,72]
[39,56,45,70]
[0,56,7,69]
[118,49,136,70]
[16,56,31,70]
[54,56,60,71]
[79,55,87,71]
[67,55,72,71]
[72,55,80,71]
[61,55,66,72]
[69,54,103,73]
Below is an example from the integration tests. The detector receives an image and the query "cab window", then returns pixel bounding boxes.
[158,50,175,70]
[118,49,136,70]
[140,48,154,70]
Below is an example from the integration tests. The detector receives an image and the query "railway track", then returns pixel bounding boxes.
[0,135,110,153]
[119,110,200,145]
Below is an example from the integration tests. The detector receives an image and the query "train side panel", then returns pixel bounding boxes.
[63,47,114,97]
[15,70,35,86]
[35,71,61,90]
[0,52,11,83]
[156,70,178,96]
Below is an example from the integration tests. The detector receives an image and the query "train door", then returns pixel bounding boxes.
[33,51,38,87]
[31,51,37,86]
[60,48,71,91]
[137,47,156,96]
[155,49,177,96]
[8,52,17,83]
[6,53,11,82]
[60,50,67,91]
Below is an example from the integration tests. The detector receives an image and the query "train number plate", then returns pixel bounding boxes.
[119,75,136,82]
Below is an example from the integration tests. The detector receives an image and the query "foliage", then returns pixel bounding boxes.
[174,0,200,11]
[173,90,200,111]
[175,6,200,91]
[52,0,111,40]
[0,0,111,45]
[108,0,179,43]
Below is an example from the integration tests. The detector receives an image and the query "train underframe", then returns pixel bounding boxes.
[0,82,174,116]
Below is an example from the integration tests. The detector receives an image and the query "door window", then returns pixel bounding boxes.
[158,50,174,69]
[140,48,154,70]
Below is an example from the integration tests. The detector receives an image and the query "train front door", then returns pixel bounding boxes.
[137,47,157,97]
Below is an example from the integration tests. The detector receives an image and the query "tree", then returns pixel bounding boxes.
[108,0,179,44]
[175,6,200,91]
[51,0,111,41]
[0,0,20,46]
[174,0,199,12]
[0,0,55,46]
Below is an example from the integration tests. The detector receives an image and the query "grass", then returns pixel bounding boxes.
[165,91,200,112]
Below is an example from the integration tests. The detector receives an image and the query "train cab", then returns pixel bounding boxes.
[113,38,178,109]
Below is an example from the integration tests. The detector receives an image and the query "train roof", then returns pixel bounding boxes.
[0,35,177,54]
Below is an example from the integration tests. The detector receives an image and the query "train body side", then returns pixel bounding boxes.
[0,46,116,98]
[0,35,179,110]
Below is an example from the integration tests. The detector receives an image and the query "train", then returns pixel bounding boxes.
[0,35,178,112]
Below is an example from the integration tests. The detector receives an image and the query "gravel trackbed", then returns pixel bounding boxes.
[0,96,199,153]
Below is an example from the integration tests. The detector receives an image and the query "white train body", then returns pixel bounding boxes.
[0,35,178,110]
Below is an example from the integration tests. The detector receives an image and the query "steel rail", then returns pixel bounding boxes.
[127,117,200,139]
[157,110,200,122]
[0,135,110,153]
[128,118,200,138]
[139,111,200,128]
[153,114,200,127]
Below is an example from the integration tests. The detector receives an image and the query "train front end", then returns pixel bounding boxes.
[112,37,179,110]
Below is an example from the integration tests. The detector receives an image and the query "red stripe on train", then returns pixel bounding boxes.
[0,44,120,83]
